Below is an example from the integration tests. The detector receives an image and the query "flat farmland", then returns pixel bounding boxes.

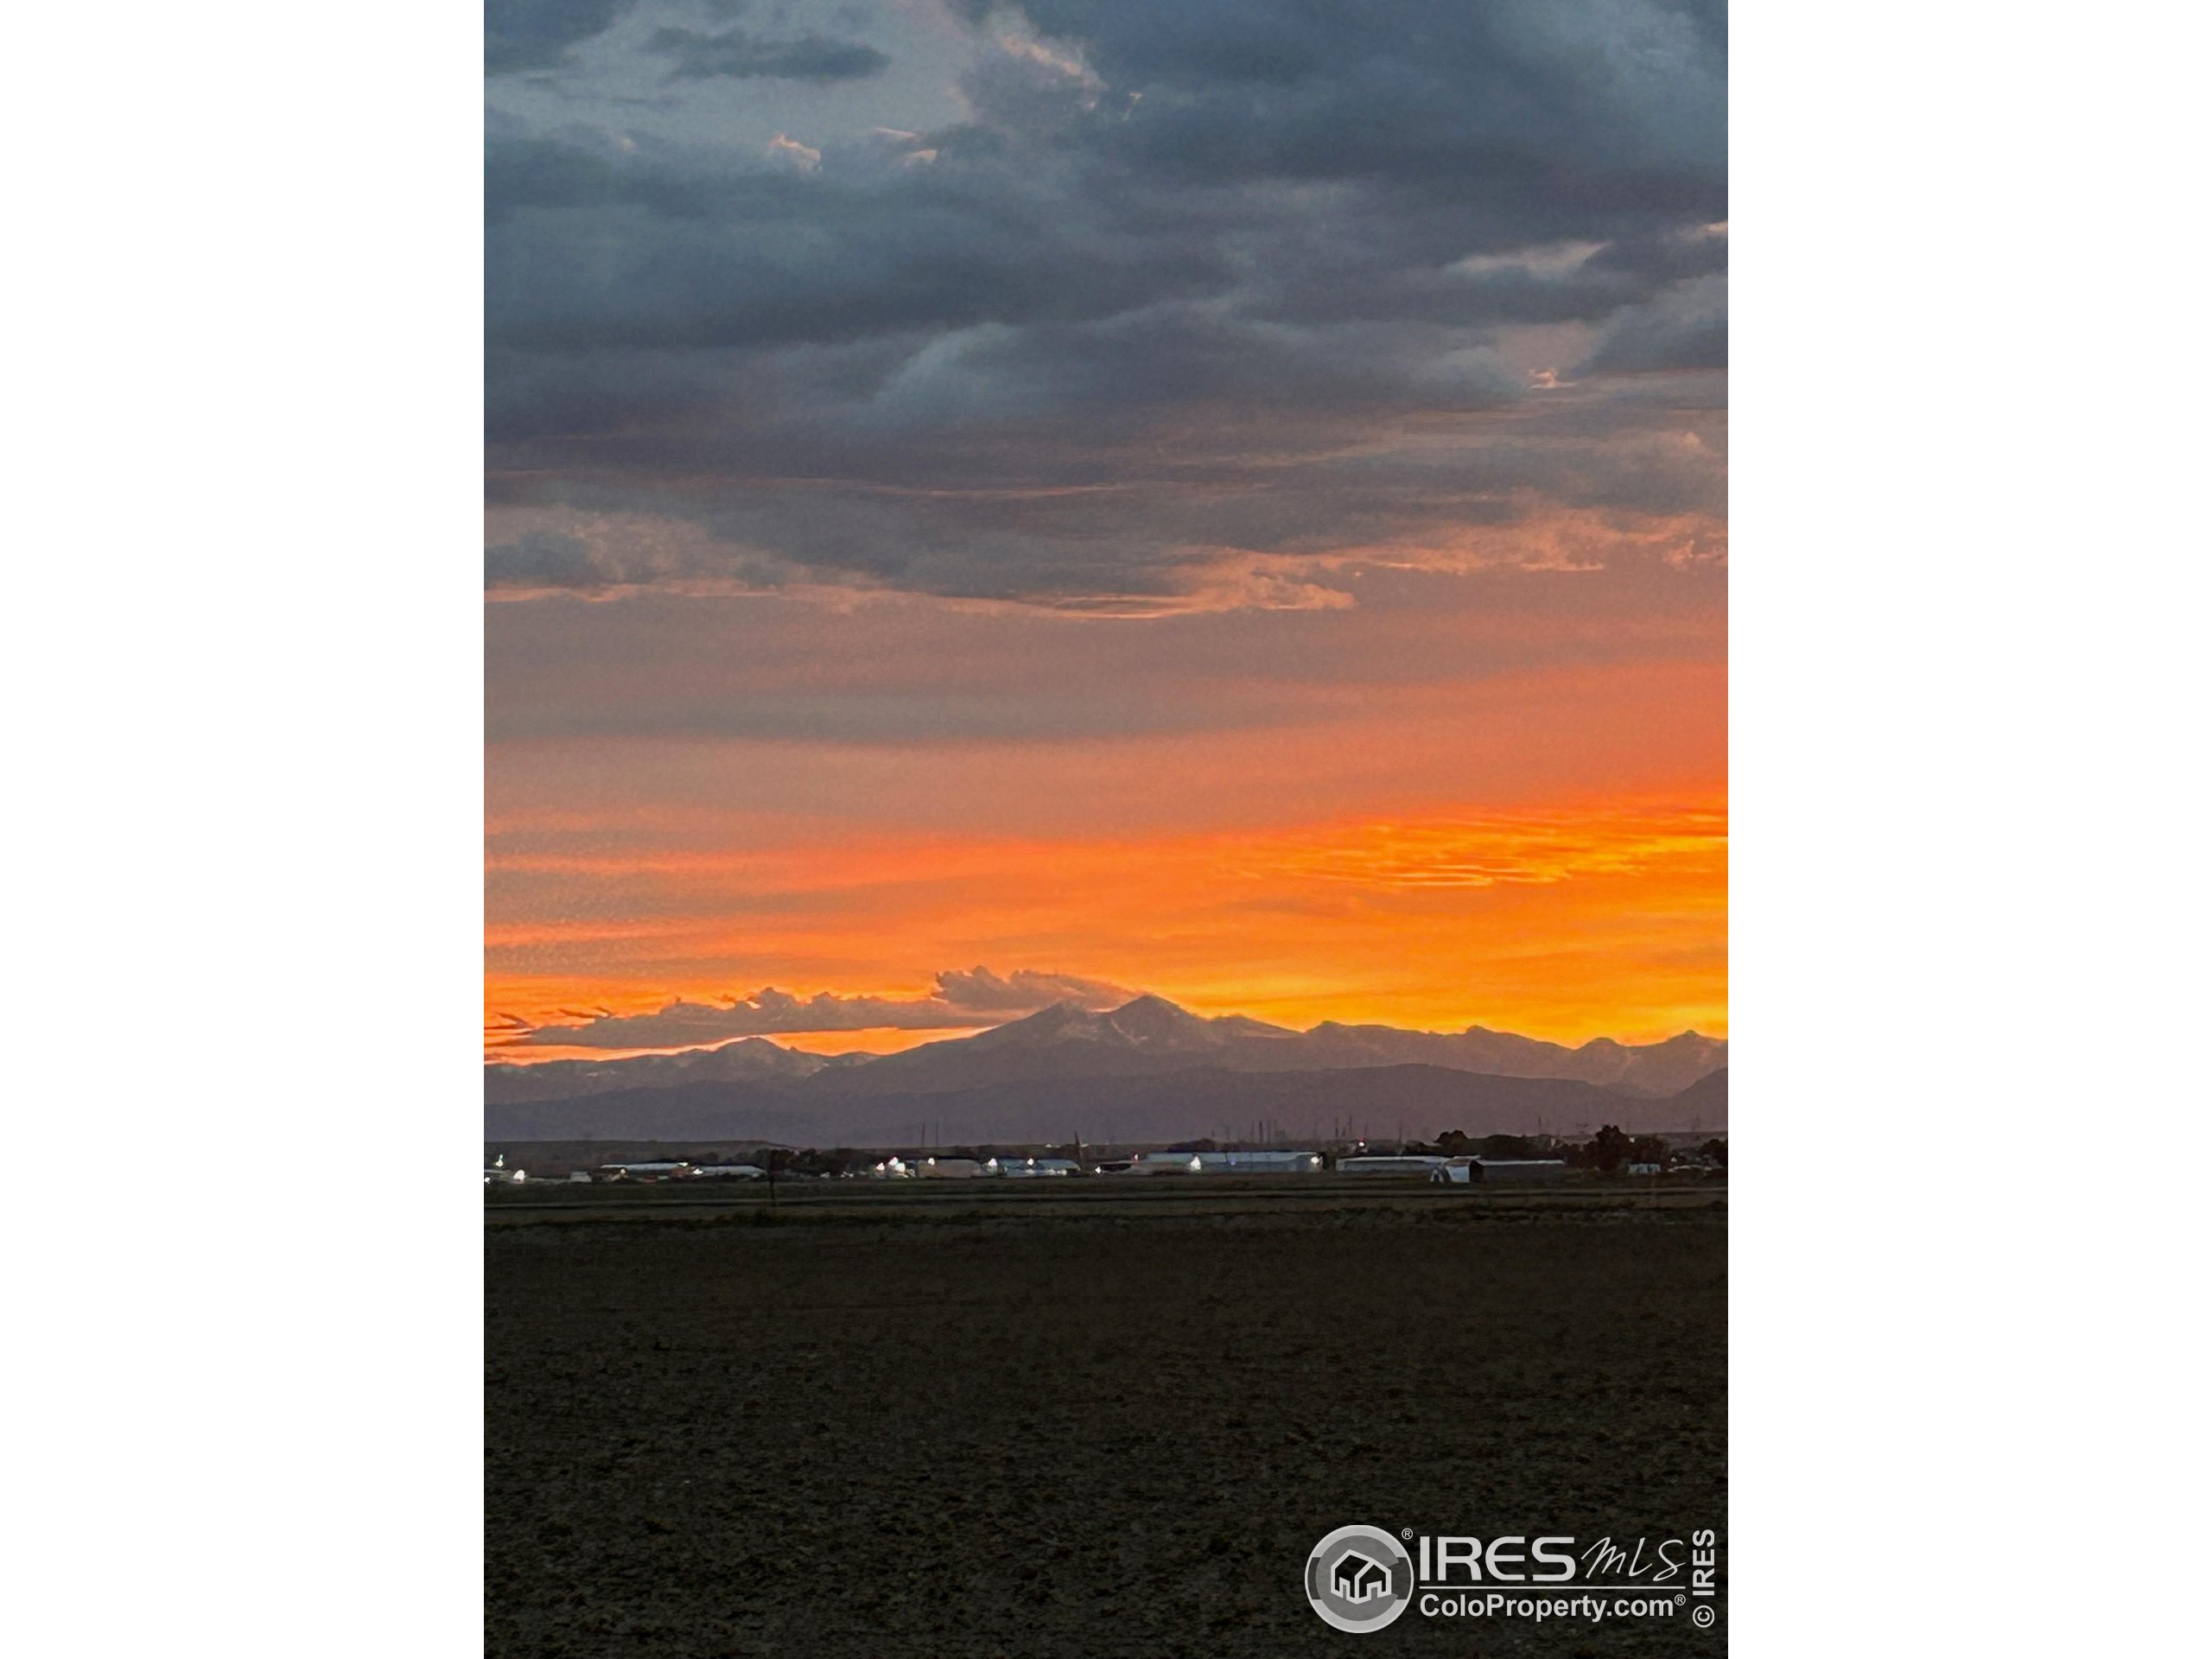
[486,1193,1726,1656]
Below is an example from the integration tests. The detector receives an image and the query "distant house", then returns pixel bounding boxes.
[1627,1161,1665,1177]
[1333,1551,1391,1603]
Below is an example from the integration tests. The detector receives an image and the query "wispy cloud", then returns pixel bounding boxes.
[1240,804,1727,891]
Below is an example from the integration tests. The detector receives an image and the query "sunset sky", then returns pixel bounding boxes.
[486,0,1726,1059]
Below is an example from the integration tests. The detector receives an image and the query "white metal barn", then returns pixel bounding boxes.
[1192,1150,1325,1173]
[1430,1158,1573,1185]
[594,1161,692,1182]
[1338,1154,1447,1176]
[915,1156,984,1179]
[1135,1152,1203,1174]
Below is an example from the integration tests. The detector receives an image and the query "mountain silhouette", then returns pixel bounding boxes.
[485,995,1726,1145]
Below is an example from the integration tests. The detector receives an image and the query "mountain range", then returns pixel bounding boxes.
[485,996,1726,1147]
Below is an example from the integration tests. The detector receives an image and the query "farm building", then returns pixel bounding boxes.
[915,1156,984,1179]
[1192,1150,1325,1173]
[983,1156,1079,1177]
[1135,1151,1203,1174]
[1090,1154,1196,1174]
[1338,1154,1447,1176]
[594,1160,692,1182]
[1429,1158,1572,1185]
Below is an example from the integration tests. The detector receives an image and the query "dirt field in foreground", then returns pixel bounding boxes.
[487,1201,1725,1656]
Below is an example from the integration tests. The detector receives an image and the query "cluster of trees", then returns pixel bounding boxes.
[1565,1127,1727,1173]
[1564,1125,1665,1172]
[1432,1131,1547,1159]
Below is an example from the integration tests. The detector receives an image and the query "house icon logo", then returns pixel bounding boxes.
[1305,1525,1414,1632]
[1332,1549,1391,1602]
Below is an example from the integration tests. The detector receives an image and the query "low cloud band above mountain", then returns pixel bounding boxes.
[500,966,1140,1048]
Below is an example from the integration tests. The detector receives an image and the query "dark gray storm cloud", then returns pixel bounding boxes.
[967,0,1724,188]
[1581,273,1728,373]
[486,529,603,591]
[486,0,638,73]
[486,1,1726,607]
[649,26,890,82]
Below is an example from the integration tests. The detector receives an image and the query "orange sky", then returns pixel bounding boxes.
[487,559,1726,1057]
[487,794,1725,1052]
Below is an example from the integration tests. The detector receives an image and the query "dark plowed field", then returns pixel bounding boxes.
[487,1199,1726,1656]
